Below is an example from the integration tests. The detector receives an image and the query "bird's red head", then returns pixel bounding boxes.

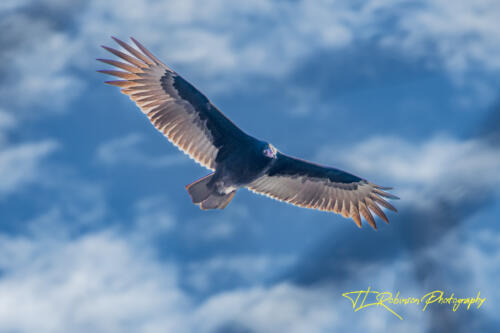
[263,144,277,159]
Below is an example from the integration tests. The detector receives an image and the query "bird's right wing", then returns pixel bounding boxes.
[98,37,250,170]
[248,152,398,229]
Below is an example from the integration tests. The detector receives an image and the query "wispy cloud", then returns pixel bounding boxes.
[0,109,17,144]
[1,2,499,332]
[85,0,500,85]
[305,133,500,331]
[186,254,295,292]
[0,109,16,131]
[382,0,500,74]
[0,11,83,111]
[0,140,58,197]
[3,212,496,333]
[3,0,499,114]
[318,134,500,208]
[0,230,191,333]
[0,132,496,332]
[0,221,425,333]
[132,195,176,238]
[95,133,186,168]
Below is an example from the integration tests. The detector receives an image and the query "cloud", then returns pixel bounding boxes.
[185,254,295,293]
[84,0,500,83]
[0,197,328,333]
[480,103,500,145]
[186,203,253,242]
[382,0,500,75]
[1,140,496,333]
[0,229,293,332]
[0,218,494,333]
[195,283,340,333]
[457,229,500,318]
[0,109,16,130]
[25,180,108,237]
[132,195,177,239]
[194,270,428,333]
[3,0,499,115]
[0,109,17,144]
[0,230,191,333]
[0,140,58,197]
[0,8,84,111]
[6,210,499,333]
[298,133,500,331]
[84,0,358,88]
[2,2,500,332]
[95,133,186,168]
[318,134,500,208]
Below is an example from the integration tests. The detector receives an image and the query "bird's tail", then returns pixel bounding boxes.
[185,173,236,209]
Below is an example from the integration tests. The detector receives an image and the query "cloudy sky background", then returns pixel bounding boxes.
[1,0,500,332]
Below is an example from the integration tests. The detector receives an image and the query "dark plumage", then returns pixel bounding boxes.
[98,37,399,230]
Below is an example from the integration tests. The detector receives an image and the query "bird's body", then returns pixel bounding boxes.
[187,140,274,209]
[218,140,273,184]
[99,37,399,229]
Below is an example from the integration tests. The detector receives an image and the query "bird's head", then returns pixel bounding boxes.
[262,143,277,159]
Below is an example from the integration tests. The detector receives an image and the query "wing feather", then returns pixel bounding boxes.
[248,153,399,229]
[98,37,249,170]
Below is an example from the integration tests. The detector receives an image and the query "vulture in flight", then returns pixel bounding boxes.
[98,37,399,230]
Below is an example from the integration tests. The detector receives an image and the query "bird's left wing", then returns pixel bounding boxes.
[98,37,250,171]
[247,152,398,229]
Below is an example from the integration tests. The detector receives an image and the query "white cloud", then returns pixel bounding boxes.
[194,277,426,333]
[186,254,295,292]
[0,140,58,197]
[0,109,16,130]
[0,109,17,144]
[132,195,176,238]
[26,181,108,237]
[182,203,254,243]
[0,231,191,333]
[195,284,340,333]
[1,221,495,332]
[0,0,76,12]
[318,135,500,208]
[84,0,500,83]
[4,0,500,113]
[0,14,83,110]
[460,230,500,316]
[96,133,186,167]
[2,2,500,331]
[192,227,500,331]
[416,225,500,319]
[383,0,500,75]
[0,0,29,11]
[0,200,496,332]
[0,224,425,333]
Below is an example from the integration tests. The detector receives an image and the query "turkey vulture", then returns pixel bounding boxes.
[98,37,399,230]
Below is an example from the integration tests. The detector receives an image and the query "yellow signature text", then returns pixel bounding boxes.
[342,287,485,320]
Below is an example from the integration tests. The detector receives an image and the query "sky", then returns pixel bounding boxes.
[1,0,500,332]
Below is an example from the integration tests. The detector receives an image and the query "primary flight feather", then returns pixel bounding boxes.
[98,37,399,230]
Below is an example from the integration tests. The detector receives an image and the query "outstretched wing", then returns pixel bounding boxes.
[248,152,399,229]
[98,37,249,170]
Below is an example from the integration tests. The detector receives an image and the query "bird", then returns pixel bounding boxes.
[98,37,399,230]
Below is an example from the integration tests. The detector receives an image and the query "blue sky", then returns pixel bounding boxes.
[1,0,500,332]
